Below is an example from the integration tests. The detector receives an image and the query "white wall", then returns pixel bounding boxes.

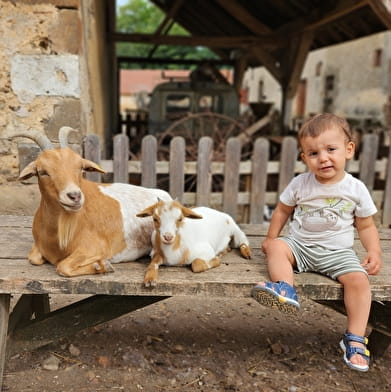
[243,31,391,127]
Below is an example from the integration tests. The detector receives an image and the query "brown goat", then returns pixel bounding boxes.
[10,127,171,277]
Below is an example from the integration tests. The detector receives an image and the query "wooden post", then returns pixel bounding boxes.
[113,134,129,183]
[83,134,102,182]
[0,294,10,391]
[278,136,297,197]
[141,135,157,188]
[359,133,379,192]
[223,137,241,219]
[196,137,213,206]
[383,143,391,227]
[169,137,185,202]
[250,137,270,224]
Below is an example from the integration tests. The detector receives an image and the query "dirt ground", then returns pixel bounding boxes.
[3,295,391,392]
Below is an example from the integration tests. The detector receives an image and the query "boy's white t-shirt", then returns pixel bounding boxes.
[280,172,377,250]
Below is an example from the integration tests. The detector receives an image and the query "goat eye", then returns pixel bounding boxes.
[38,170,49,177]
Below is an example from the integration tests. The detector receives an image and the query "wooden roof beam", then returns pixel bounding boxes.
[368,0,391,30]
[111,32,285,49]
[214,0,272,34]
[275,0,369,36]
[148,0,185,58]
[153,0,184,36]
[306,0,369,30]
[249,47,283,84]
[280,30,314,99]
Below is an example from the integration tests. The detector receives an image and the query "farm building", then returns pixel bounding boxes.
[1,0,391,190]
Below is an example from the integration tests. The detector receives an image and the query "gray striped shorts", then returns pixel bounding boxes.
[280,236,368,281]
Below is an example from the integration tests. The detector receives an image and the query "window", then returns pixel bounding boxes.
[198,95,223,113]
[373,49,382,67]
[165,94,190,120]
[315,61,323,76]
[325,75,334,92]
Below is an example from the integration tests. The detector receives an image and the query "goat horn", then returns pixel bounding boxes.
[4,128,53,150]
[59,126,78,148]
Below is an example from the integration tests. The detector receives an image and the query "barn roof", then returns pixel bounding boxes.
[115,1,391,87]
[113,0,391,129]
[146,0,391,67]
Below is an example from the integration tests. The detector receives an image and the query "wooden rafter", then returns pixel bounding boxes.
[249,46,282,83]
[111,32,285,49]
[153,0,184,36]
[214,0,271,34]
[148,0,185,58]
[275,0,369,36]
[281,30,314,98]
[368,0,391,30]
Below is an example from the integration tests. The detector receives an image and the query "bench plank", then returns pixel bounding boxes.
[1,218,390,302]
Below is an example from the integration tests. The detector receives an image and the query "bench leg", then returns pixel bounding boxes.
[7,294,169,358]
[368,329,391,358]
[8,294,50,333]
[0,294,11,391]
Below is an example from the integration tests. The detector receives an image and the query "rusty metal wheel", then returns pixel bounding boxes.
[156,112,247,161]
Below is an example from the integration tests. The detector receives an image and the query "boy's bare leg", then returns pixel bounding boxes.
[262,239,296,286]
[338,272,371,367]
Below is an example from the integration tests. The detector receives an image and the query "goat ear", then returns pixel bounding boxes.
[136,204,156,218]
[82,158,105,174]
[181,206,203,219]
[18,161,37,180]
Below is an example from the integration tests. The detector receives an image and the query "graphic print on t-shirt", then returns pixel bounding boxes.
[298,198,353,232]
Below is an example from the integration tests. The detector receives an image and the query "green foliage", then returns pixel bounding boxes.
[116,0,217,69]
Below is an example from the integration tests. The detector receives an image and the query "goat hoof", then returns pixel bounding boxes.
[240,244,252,259]
[103,260,115,273]
[144,280,157,287]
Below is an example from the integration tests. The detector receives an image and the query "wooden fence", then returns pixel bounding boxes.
[83,133,391,227]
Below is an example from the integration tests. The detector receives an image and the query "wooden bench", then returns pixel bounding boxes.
[1,215,391,389]
[1,133,390,388]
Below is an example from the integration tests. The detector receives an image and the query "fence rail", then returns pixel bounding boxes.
[83,133,391,227]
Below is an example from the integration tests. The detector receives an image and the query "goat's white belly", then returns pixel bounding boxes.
[99,183,171,263]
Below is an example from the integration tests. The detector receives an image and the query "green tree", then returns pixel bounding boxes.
[116,0,217,69]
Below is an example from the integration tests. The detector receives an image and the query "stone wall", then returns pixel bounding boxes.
[0,0,82,184]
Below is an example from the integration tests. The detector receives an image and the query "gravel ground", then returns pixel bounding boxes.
[3,295,391,392]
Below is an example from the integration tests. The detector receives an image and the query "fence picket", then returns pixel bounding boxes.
[196,137,213,206]
[359,134,379,192]
[250,137,270,224]
[223,137,241,219]
[169,137,185,202]
[383,145,391,228]
[83,134,101,182]
[278,136,298,196]
[113,134,129,183]
[141,135,157,188]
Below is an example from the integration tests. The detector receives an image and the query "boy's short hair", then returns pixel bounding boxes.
[298,113,354,144]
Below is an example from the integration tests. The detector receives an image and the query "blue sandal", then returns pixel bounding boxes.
[339,331,370,372]
[251,281,300,313]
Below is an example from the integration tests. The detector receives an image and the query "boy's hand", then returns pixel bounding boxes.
[361,251,382,275]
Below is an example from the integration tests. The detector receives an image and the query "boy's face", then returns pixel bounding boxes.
[300,126,355,184]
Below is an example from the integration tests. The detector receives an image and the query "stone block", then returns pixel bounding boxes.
[49,9,81,55]
[46,99,81,143]
[17,143,41,184]
[11,54,80,98]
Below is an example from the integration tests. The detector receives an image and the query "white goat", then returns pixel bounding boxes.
[136,199,252,286]
[7,127,171,277]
